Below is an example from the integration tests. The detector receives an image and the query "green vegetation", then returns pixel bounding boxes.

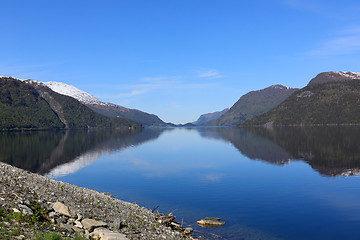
[0,204,86,240]
[0,77,65,130]
[0,77,141,131]
[213,85,297,126]
[242,80,360,126]
[88,104,166,126]
[243,126,360,176]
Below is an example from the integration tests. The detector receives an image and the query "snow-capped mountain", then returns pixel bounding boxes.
[270,84,294,90]
[19,78,169,126]
[336,71,360,79]
[43,81,106,106]
[308,71,360,86]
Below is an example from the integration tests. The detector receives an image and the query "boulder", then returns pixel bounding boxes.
[12,208,21,213]
[196,217,226,227]
[184,227,193,234]
[91,227,128,240]
[59,223,74,233]
[52,201,71,217]
[74,219,83,229]
[81,218,108,231]
[18,204,34,215]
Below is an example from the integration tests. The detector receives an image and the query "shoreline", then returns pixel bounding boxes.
[0,162,194,239]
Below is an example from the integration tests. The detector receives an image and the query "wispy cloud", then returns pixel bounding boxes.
[109,70,220,101]
[115,89,149,98]
[308,26,360,56]
[197,69,223,79]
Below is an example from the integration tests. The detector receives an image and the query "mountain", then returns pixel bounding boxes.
[308,71,360,86]
[242,71,360,126]
[212,85,298,126]
[193,108,229,125]
[0,77,64,130]
[0,77,140,130]
[242,126,360,177]
[43,81,169,126]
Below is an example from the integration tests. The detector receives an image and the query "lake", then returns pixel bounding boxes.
[1,126,360,240]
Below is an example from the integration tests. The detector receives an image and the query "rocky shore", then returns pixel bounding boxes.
[0,162,194,239]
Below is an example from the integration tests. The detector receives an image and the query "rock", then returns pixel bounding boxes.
[75,219,83,228]
[170,221,181,228]
[184,227,193,234]
[92,227,129,240]
[196,217,226,227]
[71,225,84,234]
[82,218,108,231]
[58,215,69,223]
[59,223,74,233]
[52,201,72,217]
[67,218,75,224]
[18,204,34,215]
[77,213,83,221]
[12,208,21,213]
[49,211,57,218]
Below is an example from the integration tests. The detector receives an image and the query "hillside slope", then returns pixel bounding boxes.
[43,81,168,126]
[213,85,298,126]
[0,77,64,130]
[0,77,140,130]
[193,108,229,125]
[242,72,360,126]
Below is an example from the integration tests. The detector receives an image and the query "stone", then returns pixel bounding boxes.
[92,227,129,240]
[18,204,34,215]
[71,225,84,234]
[77,213,83,221]
[196,217,226,227]
[81,218,108,231]
[52,201,71,217]
[12,208,21,213]
[184,227,193,234]
[67,218,75,224]
[74,219,83,228]
[49,211,57,218]
[59,223,74,233]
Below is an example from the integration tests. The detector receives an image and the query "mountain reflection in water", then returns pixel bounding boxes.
[1,126,360,177]
[0,128,164,176]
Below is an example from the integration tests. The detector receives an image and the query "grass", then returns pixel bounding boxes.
[0,205,86,240]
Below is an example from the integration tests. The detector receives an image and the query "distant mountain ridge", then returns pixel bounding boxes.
[212,84,298,126]
[242,71,360,126]
[193,108,229,125]
[41,81,169,126]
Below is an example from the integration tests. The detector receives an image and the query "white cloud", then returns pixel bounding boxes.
[197,69,223,79]
[109,71,219,101]
[115,89,149,98]
[308,27,360,56]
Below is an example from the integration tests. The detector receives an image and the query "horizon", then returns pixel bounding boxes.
[1,0,360,124]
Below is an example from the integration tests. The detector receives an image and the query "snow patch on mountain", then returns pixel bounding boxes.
[335,71,360,79]
[43,81,107,106]
[270,84,294,90]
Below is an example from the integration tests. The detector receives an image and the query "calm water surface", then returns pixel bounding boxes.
[1,126,360,240]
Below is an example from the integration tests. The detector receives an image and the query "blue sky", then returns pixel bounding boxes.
[1,0,360,124]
